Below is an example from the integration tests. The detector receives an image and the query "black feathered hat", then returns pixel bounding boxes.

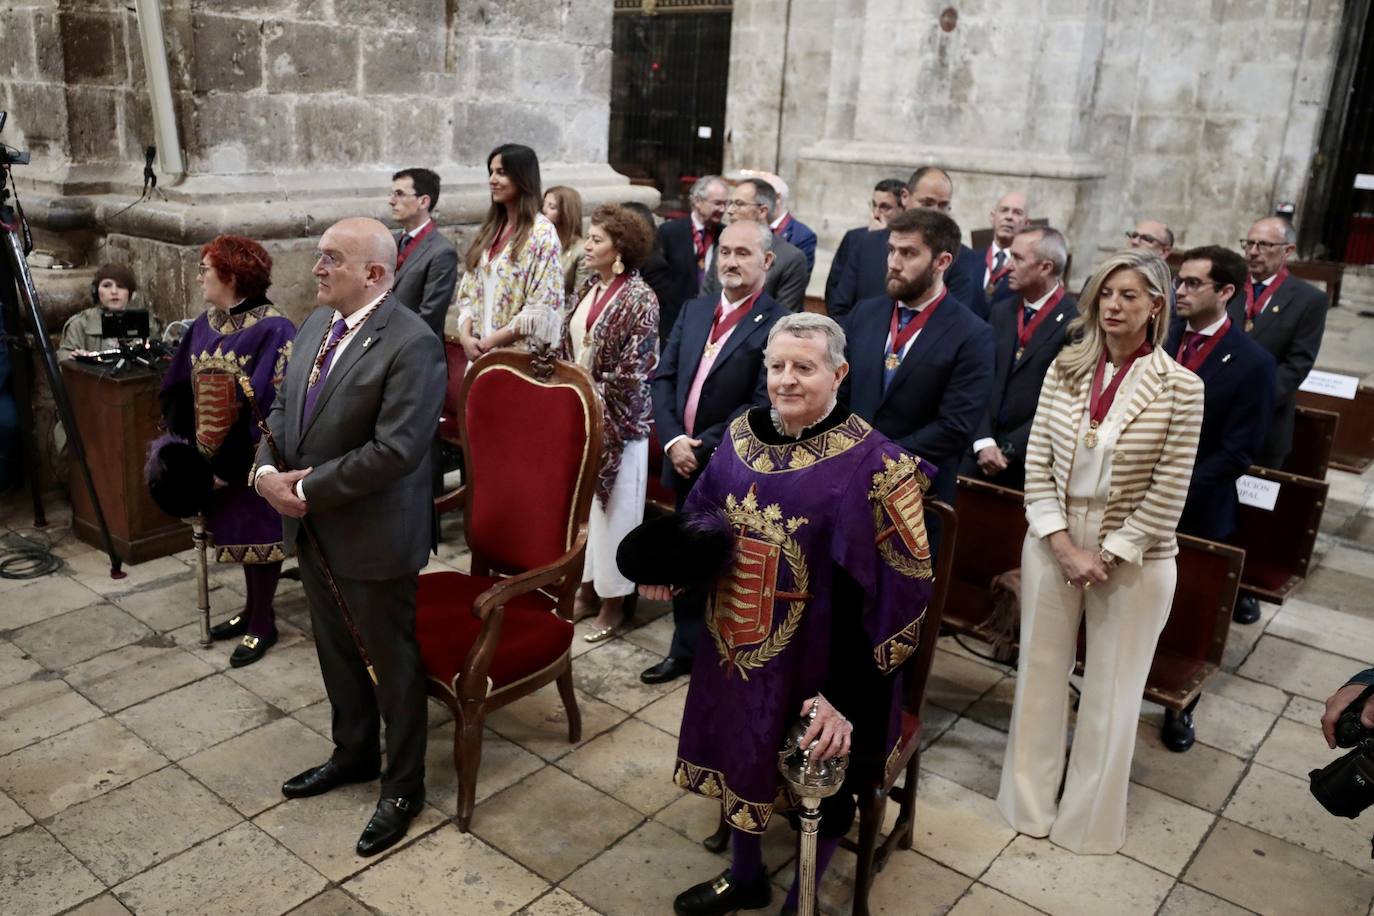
[615,509,736,589]
[145,434,214,519]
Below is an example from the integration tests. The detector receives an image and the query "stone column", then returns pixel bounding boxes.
[1,0,653,326]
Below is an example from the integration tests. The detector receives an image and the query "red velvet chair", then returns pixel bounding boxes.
[434,333,469,515]
[841,498,957,916]
[415,348,603,831]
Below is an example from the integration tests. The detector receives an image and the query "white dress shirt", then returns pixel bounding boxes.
[972,285,1060,455]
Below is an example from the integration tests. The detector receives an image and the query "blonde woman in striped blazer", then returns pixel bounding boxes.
[997,248,1203,855]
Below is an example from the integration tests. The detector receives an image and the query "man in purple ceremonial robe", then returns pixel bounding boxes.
[625,313,935,916]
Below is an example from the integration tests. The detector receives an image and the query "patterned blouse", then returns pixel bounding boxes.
[453,214,564,350]
[560,271,660,504]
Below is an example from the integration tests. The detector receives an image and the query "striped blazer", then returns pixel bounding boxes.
[1023,346,1203,563]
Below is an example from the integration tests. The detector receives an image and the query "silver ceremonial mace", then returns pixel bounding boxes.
[189,514,211,647]
[778,706,848,916]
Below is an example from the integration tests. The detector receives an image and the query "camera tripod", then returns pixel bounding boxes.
[1,116,123,577]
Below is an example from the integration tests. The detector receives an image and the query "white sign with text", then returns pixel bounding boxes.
[1236,475,1280,511]
[1299,370,1359,400]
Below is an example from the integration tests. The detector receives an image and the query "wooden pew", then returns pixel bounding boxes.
[434,334,469,515]
[1232,466,1327,603]
[1296,383,1374,473]
[1282,406,1338,480]
[948,476,1244,719]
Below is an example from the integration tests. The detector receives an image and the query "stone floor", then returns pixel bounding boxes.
[7,298,1374,916]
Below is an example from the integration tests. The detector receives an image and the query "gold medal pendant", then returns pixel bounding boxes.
[885,352,901,371]
[1084,422,1099,449]
[1245,319,1254,332]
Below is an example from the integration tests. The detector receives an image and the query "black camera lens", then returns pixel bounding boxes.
[1310,744,1374,819]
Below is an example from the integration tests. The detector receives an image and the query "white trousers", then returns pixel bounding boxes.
[996,499,1175,854]
[582,437,648,598]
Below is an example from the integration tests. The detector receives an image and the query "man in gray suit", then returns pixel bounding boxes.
[389,168,458,337]
[254,217,447,857]
[701,177,811,311]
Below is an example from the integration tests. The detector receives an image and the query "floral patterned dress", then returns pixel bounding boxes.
[453,214,564,351]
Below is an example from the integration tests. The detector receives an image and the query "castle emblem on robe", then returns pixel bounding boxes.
[190,348,252,459]
[708,485,812,680]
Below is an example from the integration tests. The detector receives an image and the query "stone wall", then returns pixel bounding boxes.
[723,0,1343,290]
[1,0,649,324]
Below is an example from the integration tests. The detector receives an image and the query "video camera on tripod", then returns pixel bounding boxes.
[0,109,124,577]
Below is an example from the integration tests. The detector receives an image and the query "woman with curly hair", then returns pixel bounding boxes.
[453,143,564,360]
[160,235,296,667]
[562,203,660,641]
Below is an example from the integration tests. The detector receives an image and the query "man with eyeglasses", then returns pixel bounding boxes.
[1125,220,1175,260]
[255,217,447,857]
[1228,217,1328,468]
[1166,246,1277,638]
[388,168,458,338]
[660,175,730,339]
[826,166,988,320]
[824,178,905,306]
[700,178,810,312]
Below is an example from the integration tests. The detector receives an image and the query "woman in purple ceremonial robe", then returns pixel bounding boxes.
[621,313,935,916]
[161,235,296,668]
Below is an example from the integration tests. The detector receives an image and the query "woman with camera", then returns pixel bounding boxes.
[996,248,1203,854]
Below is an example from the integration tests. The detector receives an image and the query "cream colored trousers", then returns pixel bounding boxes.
[996,499,1176,854]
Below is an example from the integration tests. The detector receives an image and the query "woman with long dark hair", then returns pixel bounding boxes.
[453,144,563,360]
[160,235,296,667]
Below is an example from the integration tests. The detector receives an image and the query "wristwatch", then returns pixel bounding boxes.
[1098,548,1121,570]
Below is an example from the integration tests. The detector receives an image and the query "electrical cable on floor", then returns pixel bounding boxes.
[0,527,65,580]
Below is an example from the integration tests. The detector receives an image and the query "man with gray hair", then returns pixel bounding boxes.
[966,226,1079,489]
[642,218,790,686]
[659,175,730,339]
[620,306,936,916]
[701,177,811,312]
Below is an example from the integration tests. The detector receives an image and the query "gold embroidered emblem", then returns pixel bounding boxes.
[869,453,934,580]
[272,340,292,391]
[190,347,252,458]
[729,412,873,475]
[707,485,811,680]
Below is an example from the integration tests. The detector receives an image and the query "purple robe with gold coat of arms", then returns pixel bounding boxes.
[673,407,935,833]
[161,298,295,563]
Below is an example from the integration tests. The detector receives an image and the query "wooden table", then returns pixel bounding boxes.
[60,360,188,563]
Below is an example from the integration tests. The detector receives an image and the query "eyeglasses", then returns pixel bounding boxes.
[314,251,344,269]
[725,198,758,210]
[1125,231,1164,246]
[388,190,417,200]
[1175,277,1218,292]
[1240,239,1284,251]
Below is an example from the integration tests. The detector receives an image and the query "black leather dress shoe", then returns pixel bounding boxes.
[1161,707,1196,752]
[1233,594,1261,624]
[640,656,692,685]
[209,614,248,641]
[356,794,423,857]
[282,760,380,799]
[673,869,771,916]
[229,631,277,668]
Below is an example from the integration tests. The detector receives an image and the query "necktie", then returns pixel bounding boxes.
[302,318,349,424]
[882,308,918,392]
[986,250,1007,298]
[397,233,407,252]
[1181,330,1204,364]
[1023,306,1035,325]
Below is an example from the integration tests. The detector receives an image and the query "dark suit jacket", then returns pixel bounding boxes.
[841,291,995,502]
[651,291,789,492]
[965,289,1079,488]
[391,227,459,337]
[701,234,811,312]
[658,217,712,334]
[826,228,987,320]
[637,250,674,342]
[1224,273,1328,466]
[777,215,818,272]
[825,226,867,304]
[1164,318,1276,541]
[257,296,448,579]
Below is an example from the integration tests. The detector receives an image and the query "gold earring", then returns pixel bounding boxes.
[612,254,625,276]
